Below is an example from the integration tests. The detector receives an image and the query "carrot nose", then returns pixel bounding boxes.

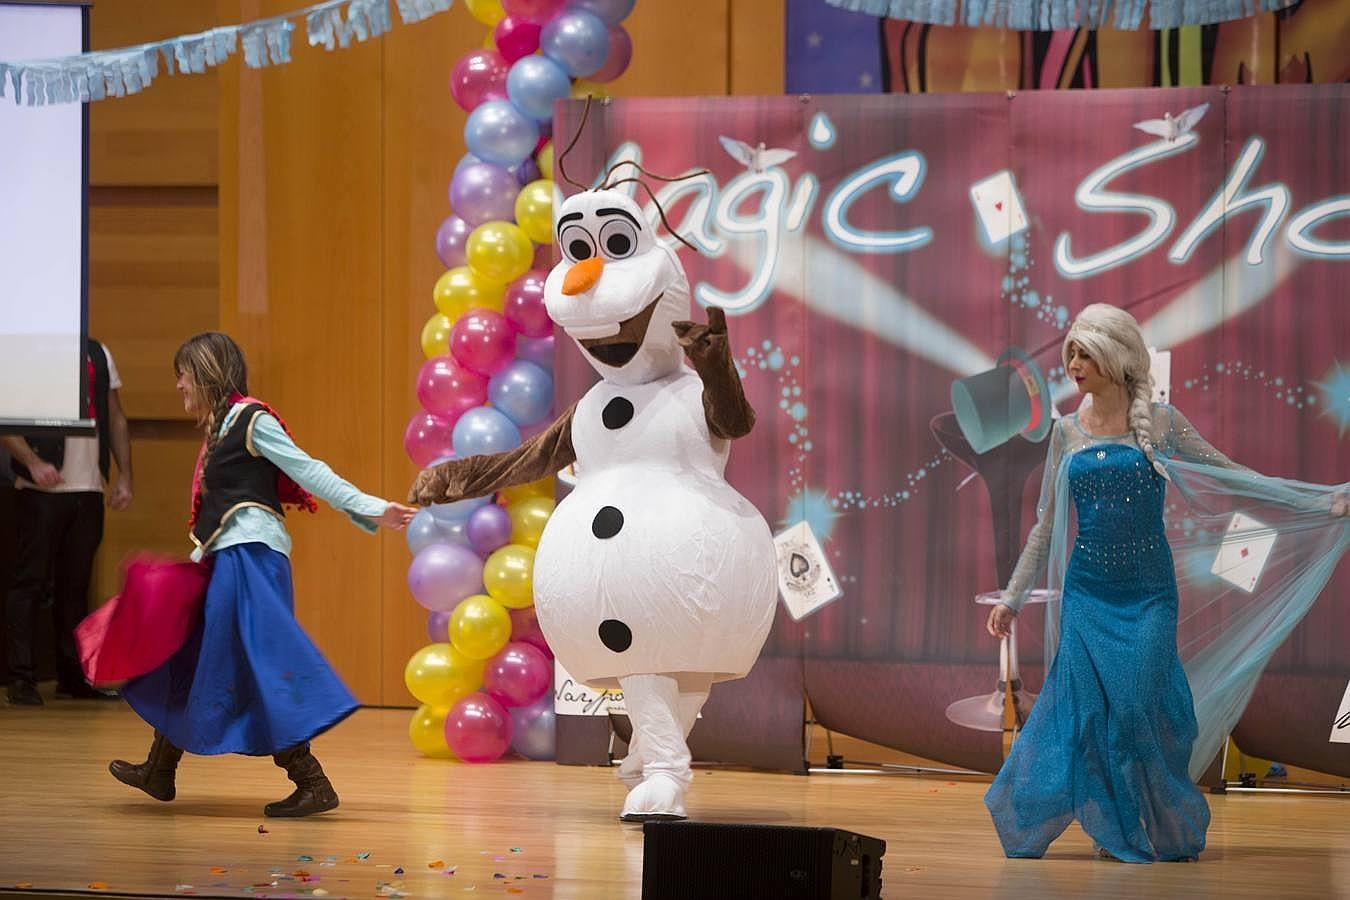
[563,256,604,295]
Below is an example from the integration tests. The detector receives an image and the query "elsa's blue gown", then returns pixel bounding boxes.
[985,439,1209,862]
[985,405,1346,863]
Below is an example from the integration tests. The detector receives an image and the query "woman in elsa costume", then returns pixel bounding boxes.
[984,303,1348,863]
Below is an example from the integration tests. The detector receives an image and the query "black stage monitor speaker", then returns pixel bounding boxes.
[642,821,886,900]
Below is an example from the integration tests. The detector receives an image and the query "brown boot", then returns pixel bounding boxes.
[109,731,183,801]
[263,744,339,818]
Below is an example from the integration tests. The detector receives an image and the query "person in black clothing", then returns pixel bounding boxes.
[3,337,133,705]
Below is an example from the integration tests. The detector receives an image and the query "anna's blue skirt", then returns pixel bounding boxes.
[121,542,359,756]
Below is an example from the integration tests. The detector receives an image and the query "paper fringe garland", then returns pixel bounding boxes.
[0,0,453,107]
[823,0,1296,30]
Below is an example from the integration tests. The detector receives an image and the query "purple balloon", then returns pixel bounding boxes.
[407,543,485,612]
[516,333,556,369]
[509,692,556,760]
[449,161,519,227]
[485,642,552,709]
[434,215,473,270]
[466,502,514,555]
[540,9,609,77]
[588,26,632,83]
[445,692,514,763]
[427,608,453,642]
[515,156,541,186]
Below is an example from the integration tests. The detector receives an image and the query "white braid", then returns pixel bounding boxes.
[1126,370,1168,480]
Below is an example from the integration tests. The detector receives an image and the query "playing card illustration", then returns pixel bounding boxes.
[970,170,1030,244]
[773,520,842,621]
[1210,512,1277,593]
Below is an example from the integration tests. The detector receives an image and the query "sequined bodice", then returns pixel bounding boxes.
[1068,443,1165,543]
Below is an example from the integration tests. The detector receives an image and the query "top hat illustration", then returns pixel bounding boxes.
[949,346,1051,455]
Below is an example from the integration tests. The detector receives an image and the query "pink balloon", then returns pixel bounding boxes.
[508,606,552,659]
[403,411,456,468]
[445,692,514,762]
[417,355,489,418]
[502,270,553,338]
[450,50,510,111]
[587,26,631,83]
[450,309,518,376]
[494,15,542,64]
[503,0,566,21]
[484,641,552,708]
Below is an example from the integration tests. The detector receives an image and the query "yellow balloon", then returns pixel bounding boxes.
[483,29,497,49]
[466,221,534,284]
[421,312,454,359]
[536,141,553,180]
[449,593,512,660]
[465,0,504,27]
[483,543,536,609]
[571,80,612,100]
[499,476,554,505]
[404,642,486,707]
[409,704,453,758]
[507,495,554,548]
[433,266,506,319]
[514,179,554,246]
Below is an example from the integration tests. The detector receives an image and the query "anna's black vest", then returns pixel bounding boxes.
[191,404,285,548]
[11,338,111,483]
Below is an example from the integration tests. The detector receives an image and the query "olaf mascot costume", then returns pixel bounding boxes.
[411,188,777,822]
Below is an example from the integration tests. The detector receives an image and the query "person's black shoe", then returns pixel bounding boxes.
[7,681,43,706]
[56,681,120,700]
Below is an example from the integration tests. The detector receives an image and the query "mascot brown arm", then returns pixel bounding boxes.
[672,305,756,440]
[409,402,579,506]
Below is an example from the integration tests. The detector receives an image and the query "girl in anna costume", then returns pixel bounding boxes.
[108,332,414,817]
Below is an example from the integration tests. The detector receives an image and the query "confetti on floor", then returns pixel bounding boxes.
[428,860,445,869]
[88,882,108,890]
[257,825,268,834]
[210,868,228,875]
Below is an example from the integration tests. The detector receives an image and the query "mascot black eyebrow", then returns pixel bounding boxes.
[410,130,776,823]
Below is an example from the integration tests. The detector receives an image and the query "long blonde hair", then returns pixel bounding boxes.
[1062,303,1166,477]
[174,332,249,451]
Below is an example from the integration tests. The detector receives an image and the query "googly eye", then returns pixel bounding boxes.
[599,219,638,260]
[560,225,597,263]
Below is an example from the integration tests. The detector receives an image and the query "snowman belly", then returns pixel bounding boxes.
[533,466,776,688]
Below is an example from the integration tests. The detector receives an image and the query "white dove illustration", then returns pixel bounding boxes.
[1132,102,1210,143]
[718,135,797,173]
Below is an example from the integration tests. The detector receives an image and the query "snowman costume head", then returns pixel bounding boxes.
[543,189,690,388]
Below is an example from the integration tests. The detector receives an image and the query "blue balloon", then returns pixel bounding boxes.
[488,360,554,428]
[567,0,635,26]
[427,495,493,524]
[465,100,540,169]
[453,406,523,458]
[540,9,609,78]
[407,508,444,554]
[506,55,573,122]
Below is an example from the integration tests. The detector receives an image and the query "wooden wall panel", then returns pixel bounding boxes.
[88,0,219,186]
[90,188,219,420]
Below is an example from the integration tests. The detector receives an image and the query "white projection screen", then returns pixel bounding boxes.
[0,1,91,435]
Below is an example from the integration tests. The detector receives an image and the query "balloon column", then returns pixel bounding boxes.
[405,0,636,763]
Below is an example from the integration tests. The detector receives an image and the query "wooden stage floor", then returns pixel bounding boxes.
[2,698,1349,899]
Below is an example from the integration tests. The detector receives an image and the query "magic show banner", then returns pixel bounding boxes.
[554,85,1348,777]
